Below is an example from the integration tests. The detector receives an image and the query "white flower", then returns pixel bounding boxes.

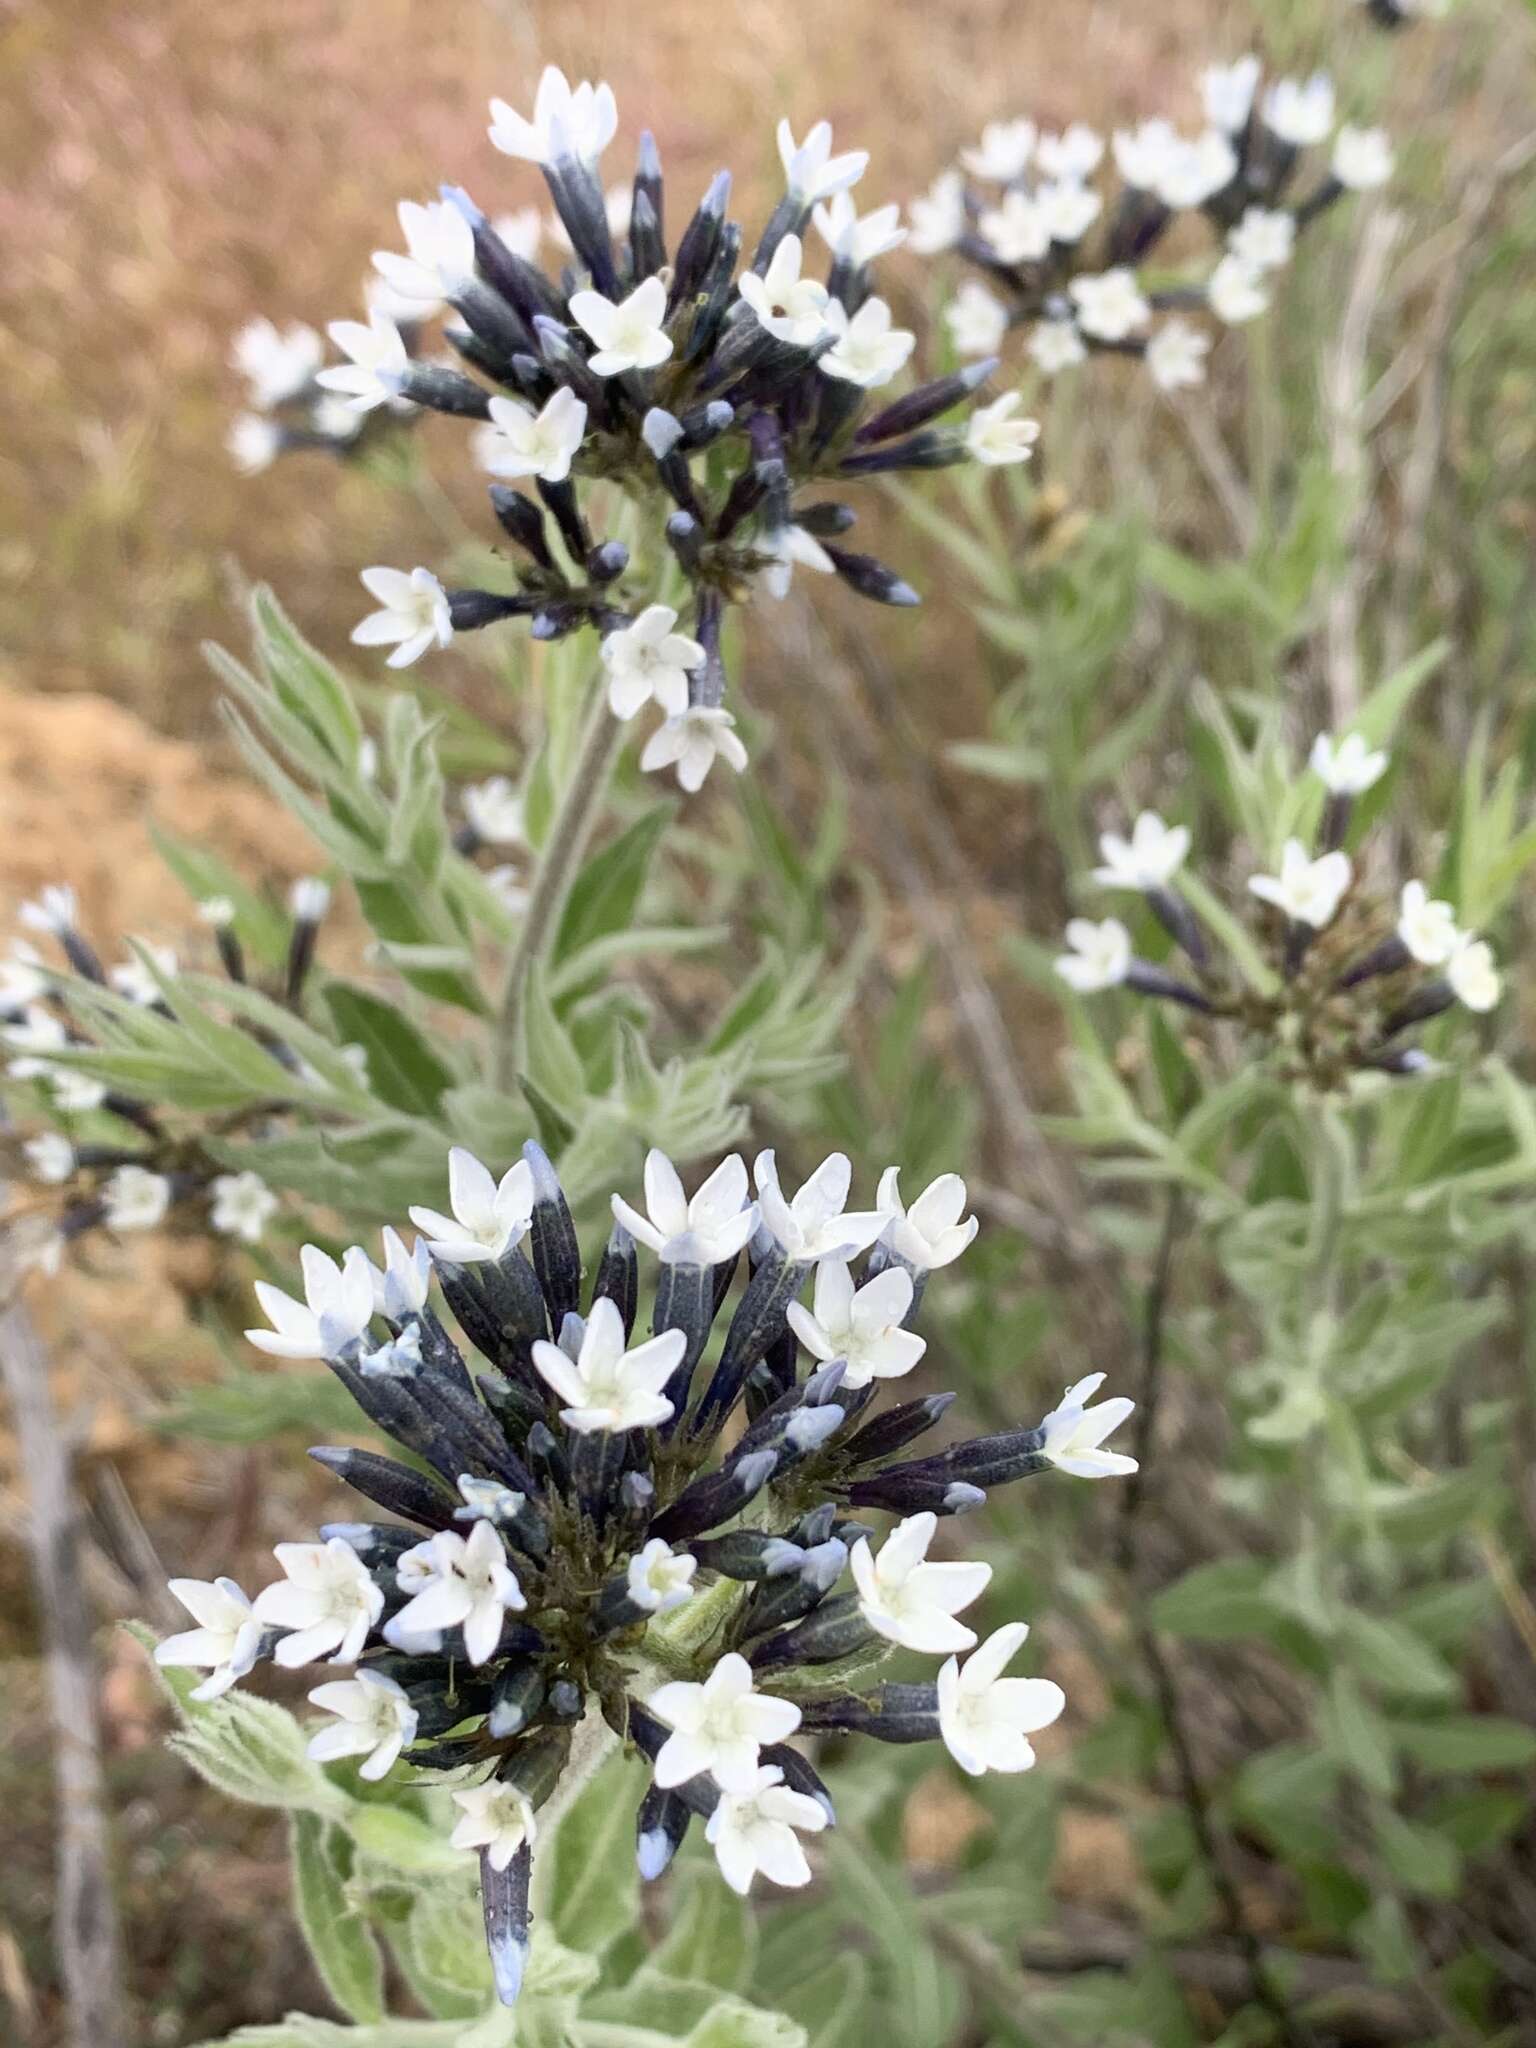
[232,318,323,408]
[960,118,1036,183]
[246,1243,377,1359]
[753,1150,886,1263]
[486,866,530,915]
[1397,881,1460,967]
[389,1520,525,1665]
[1208,255,1270,326]
[311,392,365,440]
[1036,179,1103,245]
[569,274,672,376]
[1310,731,1389,796]
[1146,320,1211,392]
[1112,118,1181,192]
[626,1539,697,1615]
[210,1171,279,1244]
[52,1070,107,1113]
[640,707,748,794]
[1028,319,1087,375]
[944,281,1010,358]
[1447,936,1501,1013]
[1036,123,1104,181]
[706,1765,828,1894]
[531,1296,684,1434]
[611,1148,758,1266]
[811,192,906,266]
[316,312,409,412]
[601,605,705,720]
[978,190,1051,265]
[196,898,235,929]
[1091,811,1190,890]
[965,392,1039,467]
[475,387,588,484]
[488,64,618,168]
[307,1670,418,1780]
[1040,1372,1138,1477]
[1248,841,1352,928]
[154,1577,263,1702]
[408,1147,535,1264]
[350,566,453,670]
[547,182,633,255]
[24,1132,74,1183]
[1263,73,1336,147]
[451,1781,538,1872]
[777,118,868,203]
[104,1166,172,1232]
[1054,917,1132,992]
[907,169,967,255]
[1154,131,1239,212]
[850,1511,990,1654]
[1229,206,1296,273]
[758,522,836,600]
[1069,269,1151,343]
[875,1169,978,1272]
[820,297,916,389]
[19,885,77,936]
[253,1537,383,1667]
[736,236,832,349]
[491,206,544,262]
[228,414,283,474]
[1200,56,1262,133]
[786,1258,926,1388]
[648,1651,801,1794]
[289,877,331,923]
[363,270,432,328]
[0,941,48,1010]
[1333,126,1394,192]
[109,944,177,1006]
[4,1004,67,1080]
[372,1226,432,1318]
[938,1622,1065,1775]
[461,776,525,847]
[372,198,476,306]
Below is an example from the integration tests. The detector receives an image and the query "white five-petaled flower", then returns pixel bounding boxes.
[1228,206,1296,274]
[1112,118,1182,192]
[52,1069,108,1113]
[1040,1372,1138,1477]
[1091,810,1190,891]
[19,885,78,937]
[820,297,916,389]
[104,1166,172,1233]
[1447,936,1501,1013]
[232,317,324,408]
[1263,73,1336,147]
[758,522,836,600]
[316,312,410,412]
[475,387,588,484]
[1069,269,1151,343]
[907,169,967,255]
[1208,255,1270,326]
[1029,319,1087,375]
[109,943,177,1006]
[875,1169,979,1272]
[777,118,868,203]
[851,1511,991,1654]
[154,1576,263,1701]
[462,776,526,847]
[372,198,476,306]
[753,1150,885,1263]
[1146,320,1211,392]
[1333,126,1394,192]
[811,192,907,266]
[210,1171,279,1244]
[938,1622,1066,1775]
[0,940,48,1010]
[640,707,748,794]
[253,1537,383,1667]
[787,1258,927,1388]
[960,118,1036,183]
[1036,179,1103,245]
[531,1295,685,1434]
[488,64,618,168]
[965,392,1039,467]
[1200,55,1262,133]
[307,1669,418,1780]
[626,1538,698,1615]
[649,1651,802,1794]
[4,1005,67,1079]
[945,281,1010,358]
[351,566,453,669]
[409,1147,535,1265]
[228,414,283,474]
[1248,841,1352,929]
[1310,731,1389,796]
[389,1521,525,1665]
[569,275,674,376]
[24,1132,74,1184]
[706,1765,829,1895]
[247,1242,376,1359]
[451,1780,538,1872]
[1037,123,1104,181]
[1154,130,1239,212]
[611,1148,759,1266]
[978,190,1051,266]
[601,605,705,720]
[737,236,832,349]
[1054,917,1132,992]
[1397,881,1460,968]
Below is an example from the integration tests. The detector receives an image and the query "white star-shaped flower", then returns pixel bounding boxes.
[1447,937,1501,1013]
[706,1765,829,1894]
[451,1780,538,1871]
[475,387,588,485]
[1036,123,1104,181]
[4,1005,67,1080]
[966,391,1039,467]
[1262,73,1336,148]
[1040,1373,1137,1477]
[737,235,833,349]
[228,414,282,474]
[1054,917,1132,992]
[1200,56,1262,133]
[1146,320,1211,391]
[820,297,916,388]
[24,1132,74,1184]
[108,944,177,1006]
[875,1169,979,1272]
[1228,206,1295,273]
[372,198,476,306]
[105,1166,172,1232]
[350,567,453,670]
[232,318,323,408]
[1112,119,1181,193]
[0,941,48,1010]
[409,1147,535,1265]
[1092,811,1190,890]
[907,169,966,255]
[960,119,1036,183]
[19,885,78,937]
[568,274,673,375]
[252,1537,383,1667]
[1028,319,1087,375]
[210,1171,279,1244]
[388,1521,525,1665]
[851,1511,991,1654]
[154,1576,263,1702]
[640,707,748,793]
[1036,179,1102,245]
[488,65,618,167]
[1248,841,1352,928]
[316,312,409,412]
[758,522,837,601]
[1310,731,1389,796]
[626,1539,698,1615]
[1333,126,1394,192]
[601,605,705,720]
[1069,269,1151,343]
[787,1258,927,1388]
[978,190,1051,265]
[1208,255,1270,325]
[1154,131,1238,211]
[648,1651,802,1794]
[811,192,906,266]
[945,281,1010,358]
[247,1243,377,1359]
[307,1669,418,1780]
[531,1296,684,1434]
[1396,881,1460,967]
[777,118,868,203]
[462,776,526,847]
[611,1148,759,1266]
[938,1622,1065,1775]
[753,1150,885,1263]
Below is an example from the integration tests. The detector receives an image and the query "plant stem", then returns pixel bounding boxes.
[490,681,624,1091]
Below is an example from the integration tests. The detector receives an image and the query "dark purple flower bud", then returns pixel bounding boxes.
[307,1446,460,1530]
[636,1783,692,1879]
[393,363,494,419]
[795,1681,941,1744]
[1145,887,1209,968]
[488,1661,547,1739]
[691,1245,813,1437]
[855,360,998,446]
[433,1250,549,1386]
[790,499,857,537]
[840,1391,957,1467]
[739,1539,848,1638]
[652,1257,718,1426]
[1381,981,1456,1038]
[649,1446,777,1542]
[1337,934,1412,990]
[668,170,732,313]
[481,1840,531,2007]
[629,187,665,284]
[690,1529,810,1580]
[1124,962,1212,1011]
[488,486,558,573]
[522,1141,582,1325]
[451,279,537,366]
[447,590,539,632]
[678,399,735,448]
[747,1591,873,1673]
[823,544,921,607]
[838,431,965,477]
[542,155,619,296]
[536,476,592,563]
[591,1222,639,1340]
[845,1465,988,1517]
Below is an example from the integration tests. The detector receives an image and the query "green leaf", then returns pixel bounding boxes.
[522,967,590,1118]
[168,1690,348,1816]
[1390,1715,1536,1773]
[1318,1672,1396,1797]
[321,984,456,1117]
[776,1954,868,2048]
[1149,1559,1276,1641]
[1373,1807,1462,1898]
[541,1757,641,1958]
[290,1812,386,2023]
[649,1866,756,1995]
[1345,1613,1460,1703]
[679,2001,808,2048]
[555,807,672,963]
[347,1803,466,1875]
[389,1879,492,2018]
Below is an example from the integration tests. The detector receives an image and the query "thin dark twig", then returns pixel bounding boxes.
[1114,1184,1185,1577]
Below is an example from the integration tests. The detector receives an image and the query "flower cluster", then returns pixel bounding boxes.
[1054,734,1502,1087]
[237,67,1039,793]
[914,54,1397,392]
[226,303,434,475]
[155,1137,1135,2000]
